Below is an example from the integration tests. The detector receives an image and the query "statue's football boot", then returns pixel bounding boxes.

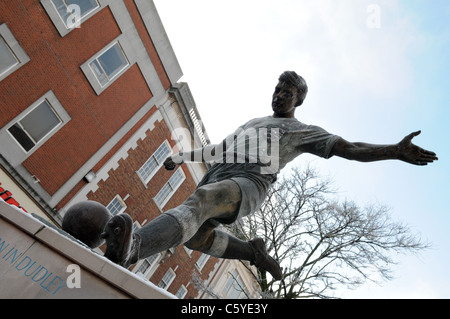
[101,213,140,268]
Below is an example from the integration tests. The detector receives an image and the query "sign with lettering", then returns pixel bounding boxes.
[0,182,27,213]
[0,235,66,296]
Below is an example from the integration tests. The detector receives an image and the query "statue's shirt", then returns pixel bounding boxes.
[219,116,340,173]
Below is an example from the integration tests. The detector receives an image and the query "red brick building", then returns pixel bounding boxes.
[0,0,236,299]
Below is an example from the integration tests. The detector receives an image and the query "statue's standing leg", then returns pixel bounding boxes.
[184,221,254,259]
[184,220,283,280]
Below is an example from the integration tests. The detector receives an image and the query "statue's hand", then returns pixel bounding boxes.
[397,131,438,166]
[163,156,178,171]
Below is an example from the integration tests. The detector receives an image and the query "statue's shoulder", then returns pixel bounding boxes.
[245,116,306,130]
[242,116,273,128]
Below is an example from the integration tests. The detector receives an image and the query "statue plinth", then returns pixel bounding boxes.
[0,199,175,299]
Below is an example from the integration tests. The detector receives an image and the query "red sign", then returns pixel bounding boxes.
[0,182,28,213]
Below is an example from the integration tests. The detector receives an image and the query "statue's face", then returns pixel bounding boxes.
[272,82,298,117]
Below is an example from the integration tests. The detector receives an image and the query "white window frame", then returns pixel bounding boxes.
[88,42,129,87]
[189,108,208,147]
[0,91,71,166]
[137,140,172,186]
[0,24,30,82]
[40,0,103,37]
[195,253,210,272]
[134,253,161,280]
[175,285,188,299]
[158,268,176,290]
[106,195,127,216]
[183,246,193,257]
[132,220,141,233]
[80,39,132,95]
[51,0,100,28]
[7,100,63,154]
[0,35,18,79]
[153,167,186,210]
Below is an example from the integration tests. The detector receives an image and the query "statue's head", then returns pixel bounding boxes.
[278,71,308,107]
[272,71,308,117]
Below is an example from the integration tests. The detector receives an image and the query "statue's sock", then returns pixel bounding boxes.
[135,203,207,259]
[205,230,255,261]
[135,213,183,259]
[203,233,283,280]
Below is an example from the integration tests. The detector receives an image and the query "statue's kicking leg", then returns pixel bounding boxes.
[102,179,282,279]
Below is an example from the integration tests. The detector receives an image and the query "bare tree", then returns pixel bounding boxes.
[227,165,430,299]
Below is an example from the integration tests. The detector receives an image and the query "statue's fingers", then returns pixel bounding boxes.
[417,151,438,163]
[418,157,435,164]
[419,148,438,161]
[422,149,438,157]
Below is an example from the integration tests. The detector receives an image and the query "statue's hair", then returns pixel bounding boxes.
[279,71,308,106]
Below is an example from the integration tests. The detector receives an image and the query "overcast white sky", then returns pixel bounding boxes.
[154,0,450,298]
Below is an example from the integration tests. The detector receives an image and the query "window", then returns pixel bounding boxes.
[132,221,141,233]
[175,285,188,299]
[135,253,161,280]
[106,195,127,216]
[158,268,176,290]
[80,35,135,95]
[51,0,100,29]
[154,168,186,209]
[41,0,102,36]
[0,36,18,77]
[189,108,208,147]
[137,259,152,275]
[89,42,129,87]
[0,91,70,166]
[196,253,210,271]
[0,24,30,81]
[8,100,62,153]
[137,141,172,185]
[222,270,249,299]
[183,246,193,257]
[81,40,132,95]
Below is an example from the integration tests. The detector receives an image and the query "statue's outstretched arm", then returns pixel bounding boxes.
[330,131,438,166]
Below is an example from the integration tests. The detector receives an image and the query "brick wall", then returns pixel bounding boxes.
[0,1,157,196]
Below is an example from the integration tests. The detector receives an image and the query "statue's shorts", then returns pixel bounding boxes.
[197,163,276,225]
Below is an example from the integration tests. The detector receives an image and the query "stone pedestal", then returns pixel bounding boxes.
[0,199,175,299]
